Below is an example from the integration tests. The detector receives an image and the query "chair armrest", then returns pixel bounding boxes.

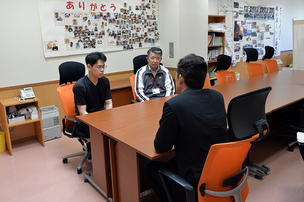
[200,167,249,202]
[131,100,138,104]
[63,116,78,123]
[158,169,196,202]
[62,116,79,138]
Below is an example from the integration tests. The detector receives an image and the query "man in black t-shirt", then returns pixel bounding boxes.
[73,52,113,137]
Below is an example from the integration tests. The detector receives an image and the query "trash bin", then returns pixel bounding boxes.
[0,131,6,153]
[276,59,283,70]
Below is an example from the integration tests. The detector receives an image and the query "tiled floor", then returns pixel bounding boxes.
[0,132,303,202]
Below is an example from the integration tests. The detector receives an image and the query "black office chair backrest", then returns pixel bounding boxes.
[227,87,272,144]
[59,61,85,85]
[133,54,147,74]
[262,46,275,60]
[215,54,232,71]
[244,48,258,63]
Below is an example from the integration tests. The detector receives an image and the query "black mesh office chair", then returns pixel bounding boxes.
[214,54,232,72]
[262,46,280,73]
[276,101,304,151]
[228,86,272,179]
[57,61,91,174]
[260,45,304,151]
[244,48,264,78]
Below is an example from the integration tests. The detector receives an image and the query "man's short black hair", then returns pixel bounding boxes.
[176,54,207,89]
[85,52,107,66]
[147,47,162,57]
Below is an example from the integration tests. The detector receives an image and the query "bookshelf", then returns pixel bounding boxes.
[0,97,45,155]
[208,15,225,70]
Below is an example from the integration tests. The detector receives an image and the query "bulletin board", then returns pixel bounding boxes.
[218,0,282,64]
[38,0,160,58]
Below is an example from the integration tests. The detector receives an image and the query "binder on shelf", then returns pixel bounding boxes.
[208,33,215,46]
[211,49,216,60]
[208,50,212,61]
[214,37,223,45]
[208,35,213,46]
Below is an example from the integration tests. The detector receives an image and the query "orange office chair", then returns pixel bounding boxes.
[215,70,237,84]
[203,74,211,88]
[57,61,90,174]
[244,48,264,78]
[158,87,272,202]
[159,137,256,202]
[263,60,279,74]
[130,74,140,103]
[246,63,264,78]
[262,46,279,73]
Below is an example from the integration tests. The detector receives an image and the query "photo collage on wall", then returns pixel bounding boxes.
[232,2,275,62]
[49,0,159,52]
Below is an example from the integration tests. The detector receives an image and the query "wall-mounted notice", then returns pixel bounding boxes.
[219,0,281,63]
[38,0,160,58]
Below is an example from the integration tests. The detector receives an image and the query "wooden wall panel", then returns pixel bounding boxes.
[0,51,292,130]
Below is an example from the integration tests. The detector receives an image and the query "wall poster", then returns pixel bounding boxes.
[219,0,282,64]
[38,0,160,58]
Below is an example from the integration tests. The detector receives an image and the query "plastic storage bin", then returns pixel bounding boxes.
[0,131,6,153]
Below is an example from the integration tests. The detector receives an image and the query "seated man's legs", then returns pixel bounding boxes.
[76,122,90,138]
[146,157,187,202]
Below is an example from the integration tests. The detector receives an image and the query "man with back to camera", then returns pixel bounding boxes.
[73,52,113,138]
[135,47,175,101]
[146,54,228,202]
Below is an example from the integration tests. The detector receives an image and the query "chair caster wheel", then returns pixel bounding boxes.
[261,164,270,173]
[255,174,263,179]
[254,169,265,179]
[84,177,89,183]
[287,147,294,152]
[77,168,82,174]
[88,156,92,160]
[63,158,68,163]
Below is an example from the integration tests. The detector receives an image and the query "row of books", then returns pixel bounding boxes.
[207,48,222,61]
[208,33,223,46]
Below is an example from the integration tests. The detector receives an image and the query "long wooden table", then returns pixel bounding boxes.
[78,70,304,202]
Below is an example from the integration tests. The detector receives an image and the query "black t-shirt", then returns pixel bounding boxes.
[73,75,112,115]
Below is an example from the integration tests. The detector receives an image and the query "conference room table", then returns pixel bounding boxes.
[78,69,304,202]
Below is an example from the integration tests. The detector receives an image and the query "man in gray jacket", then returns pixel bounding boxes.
[135,47,175,101]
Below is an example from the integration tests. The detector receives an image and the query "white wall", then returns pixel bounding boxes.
[0,0,151,88]
[208,0,304,51]
[159,0,208,69]
[0,0,302,88]
[159,0,180,67]
[208,0,218,14]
